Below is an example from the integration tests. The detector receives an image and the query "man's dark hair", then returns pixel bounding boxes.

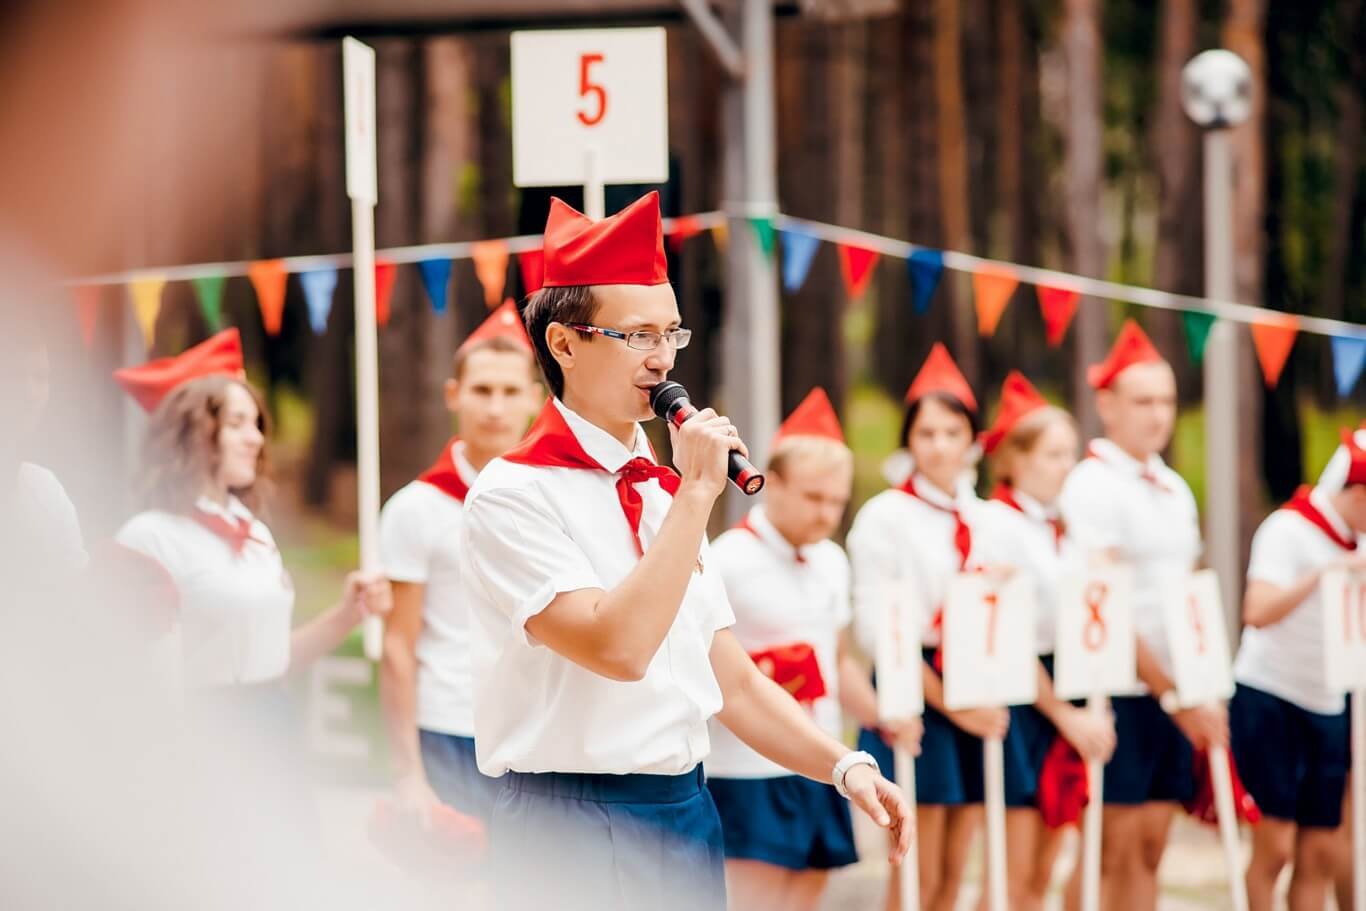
[520,285,597,399]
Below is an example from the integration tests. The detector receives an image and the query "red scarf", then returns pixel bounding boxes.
[734,513,806,564]
[418,437,472,503]
[991,482,1065,552]
[1281,485,1357,551]
[899,475,972,570]
[1085,442,1172,493]
[191,507,265,556]
[502,400,680,556]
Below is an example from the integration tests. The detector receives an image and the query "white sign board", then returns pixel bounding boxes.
[342,37,378,205]
[1164,569,1235,707]
[1322,569,1366,692]
[1053,564,1138,700]
[942,573,1039,710]
[510,28,669,187]
[875,583,924,722]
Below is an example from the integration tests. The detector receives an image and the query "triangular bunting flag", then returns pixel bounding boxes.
[471,240,509,310]
[1250,313,1299,388]
[128,277,166,348]
[1330,335,1366,397]
[972,265,1019,337]
[779,230,822,293]
[375,260,398,327]
[907,249,944,314]
[519,249,545,296]
[711,221,730,250]
[247,259,288,337]
[748,217,776,258]
[837,244,880,302]
[417,258,453,314]
[299,268,338,335]
[1182,311,1217,364]
[667,215,704,252]
[191,275,227,331]
[73,286,100,349]
[1036,285,1080,347]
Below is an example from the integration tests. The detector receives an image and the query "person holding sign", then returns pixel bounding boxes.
[1059,320,1222,911]
[976,372,1118,911]
[705,387,920,911]
[378,302,541,825]
[1232,425,1366,911]
[849,343,1004,911]
[459,193,911,911]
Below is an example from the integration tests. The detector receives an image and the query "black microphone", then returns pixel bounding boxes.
[650,381,765,496]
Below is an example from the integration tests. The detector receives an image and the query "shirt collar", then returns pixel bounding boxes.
[909,471,961,511]
[746,505,809,564]
[551,397,652,473]
[1090,438,1168,480]
[194,494,254,524]
[1008,487,1058,523]
[451,439,480,487]
[1310,485,1357,545]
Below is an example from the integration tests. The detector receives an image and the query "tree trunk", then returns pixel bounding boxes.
[996,0,1024,262]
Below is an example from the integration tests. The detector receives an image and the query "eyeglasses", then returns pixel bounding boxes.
[567,323,693,352]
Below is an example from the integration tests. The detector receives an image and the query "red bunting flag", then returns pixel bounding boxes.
[1036,285,1080,347]
[667,215,704,252]
[73,286,101,349]
[518,249,545,296]
[248,259,288,336]
[471,240,509,310]
[1250,313,1299,388]
[837,244,879,302]
[375,260,398,327]
[972,265,1019,337]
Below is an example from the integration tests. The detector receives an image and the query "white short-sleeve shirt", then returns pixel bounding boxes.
[705,506,851,778]
[460,398,735,777]
[1233,486,1357,715]
[1059,439,1202,685]
[116,496,294,688]
[380,440,480,737]
[975,490,1078,655]
[11,462,87,573]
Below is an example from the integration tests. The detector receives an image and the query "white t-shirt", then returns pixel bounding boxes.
[460,398,735,777]
[117,496,294,688]
[1233,486,1356,715]
[974,490,1078,655]
[379,441,479,737]
[10,462,87,573]
[705,506,851,779]
[847,473,984,656]
[1060,439,1202,686]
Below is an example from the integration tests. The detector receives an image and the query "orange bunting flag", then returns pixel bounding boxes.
[74,286,101,349]
[248,259,289,336]
[375,260,398,327]
[837,244,879,302]
[711,221,729,250]
[1036,285,1080,347]
[667,215,704,252]
[471,241,509,310]
[1250,313,1299,388]
[972,265,1019,337]
[128,277,167,348]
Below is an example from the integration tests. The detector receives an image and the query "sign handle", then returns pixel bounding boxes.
[1208,742,1249,911]
[983,735,1008,911]
[1081,694,1105,911]
[1352,688,1365,911]
[352,196,383,663]
[584,145,605,221]
[894,744,921,911]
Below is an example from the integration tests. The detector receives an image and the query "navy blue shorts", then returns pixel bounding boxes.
[419,729,504,823]
[707,775,857,870]
[1230,683,1349,829]
[489,766,726,911]
[1103,694,1195,805]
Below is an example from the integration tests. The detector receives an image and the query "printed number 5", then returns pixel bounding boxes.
[578,53,607,126]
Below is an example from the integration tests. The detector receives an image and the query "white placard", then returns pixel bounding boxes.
[510,27,669,187]
[1053,564,1138,700]
[942,573,1039,710]
[1322,569,1366,692]
[1164,569,1234,707]
[875,583,924,722]
[342,37,378,205]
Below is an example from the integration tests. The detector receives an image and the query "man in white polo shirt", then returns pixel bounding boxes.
[378,301,540,824]
[460,192,910,911]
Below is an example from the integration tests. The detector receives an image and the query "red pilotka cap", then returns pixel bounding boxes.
[541,191,669,287]
[773,387,845,445]
[904,342,978,413]
[1087,319,1165,390]
[980,371,1049,455]
[113,328,245,413]
[458,299,533,354]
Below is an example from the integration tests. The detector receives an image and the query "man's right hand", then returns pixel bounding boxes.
[668,407,746,500]
[1172,703,1229,751]
[396,771,443,828]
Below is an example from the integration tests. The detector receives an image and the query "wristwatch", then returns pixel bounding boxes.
[1158,688,1182,715]
[832,750,879,798]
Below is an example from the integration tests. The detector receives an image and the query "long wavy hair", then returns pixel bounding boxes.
[135,374,273,516]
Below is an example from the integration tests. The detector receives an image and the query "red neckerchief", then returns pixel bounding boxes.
[418,437,472,503]
[734,513,806,564]
[899,475,972,570]
[502,400,680,556]
[191,507,265,556]
[1281,485,1357,551]
[991,481,1065,552]
[1085,442,1171,493]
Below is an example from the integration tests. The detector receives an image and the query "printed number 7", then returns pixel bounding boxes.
[578,53,607,126]
[984,591,999,658]
[1188,593,1207,655]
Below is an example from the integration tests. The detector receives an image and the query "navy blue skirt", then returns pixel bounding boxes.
[707,775,857,870]
[419,729,505,823]
[489,766,726,911]
[1103,694,1195,805]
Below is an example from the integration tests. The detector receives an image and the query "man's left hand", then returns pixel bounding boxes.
[842,764,914,864]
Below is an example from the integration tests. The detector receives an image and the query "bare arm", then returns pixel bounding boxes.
[1243,575,1323,629]
[379,581,426,778]
[836,630,880,730]
[290,571,391,670]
